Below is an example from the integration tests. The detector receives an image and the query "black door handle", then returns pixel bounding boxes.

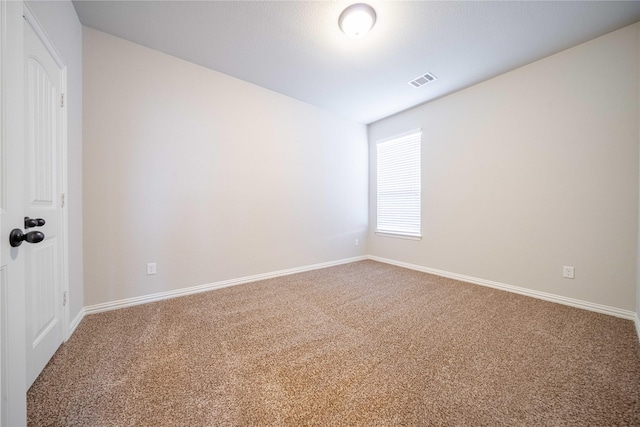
[9,229,45,247]
[24,216,45,229]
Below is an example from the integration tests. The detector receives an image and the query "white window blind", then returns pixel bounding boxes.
[376,130,421,238]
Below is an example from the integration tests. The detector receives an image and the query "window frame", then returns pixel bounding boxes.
[375,129,422,240]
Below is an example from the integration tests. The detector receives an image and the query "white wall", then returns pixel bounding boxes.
[27,1,83,324]
[369,23,640,311]
[83,28,368,306]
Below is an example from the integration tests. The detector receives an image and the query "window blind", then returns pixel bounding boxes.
[376,130,421,237]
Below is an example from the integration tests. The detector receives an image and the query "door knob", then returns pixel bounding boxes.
[24,216,45,229]
[9,229,45,247]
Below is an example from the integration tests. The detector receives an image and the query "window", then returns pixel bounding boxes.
[376,130,421,239]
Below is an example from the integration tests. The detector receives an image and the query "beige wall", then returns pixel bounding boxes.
[83,28,368,306]
[369,23,640,311]
[27,1,84,323]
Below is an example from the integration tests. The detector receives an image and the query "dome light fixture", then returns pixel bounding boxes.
[338,3,377,38]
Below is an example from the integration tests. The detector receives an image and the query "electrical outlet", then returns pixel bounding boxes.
[355,238,359,246]
[562,266,575,279]
[147,263,157,275]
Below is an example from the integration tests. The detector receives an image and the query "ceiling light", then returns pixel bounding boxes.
[338,3,377,38]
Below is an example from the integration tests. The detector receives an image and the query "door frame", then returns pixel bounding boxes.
[23,2,70,342]
[1,1,27,424]
[1,2,5,423]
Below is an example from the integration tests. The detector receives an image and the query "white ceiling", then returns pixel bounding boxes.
[72,1,640,124]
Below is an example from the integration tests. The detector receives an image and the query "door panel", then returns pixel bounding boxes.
[27,57,56,206]
[24,15,63,389]
[27,239,60,378]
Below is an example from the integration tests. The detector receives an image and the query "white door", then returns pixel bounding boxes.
[0,3,66,423]
[23,10,66,389]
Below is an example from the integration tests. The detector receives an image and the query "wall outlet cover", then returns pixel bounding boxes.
[562,266,575,279]
[147,263,157,275]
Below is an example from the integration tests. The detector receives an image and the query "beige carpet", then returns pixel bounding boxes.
[28,260,640,426]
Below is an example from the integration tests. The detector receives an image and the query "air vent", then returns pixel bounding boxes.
[408,72,437,88]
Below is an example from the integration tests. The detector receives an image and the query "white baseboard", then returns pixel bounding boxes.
[74,254,640,344]
[84,256,367,316]
[368,255,637,321]
[68,307,85,339]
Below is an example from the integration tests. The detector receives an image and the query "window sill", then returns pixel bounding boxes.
[375,231,422,241]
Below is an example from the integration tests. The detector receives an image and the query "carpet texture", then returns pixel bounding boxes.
[28,260,640,426]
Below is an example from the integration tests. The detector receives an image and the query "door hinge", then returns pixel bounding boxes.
[60,93,65,108]
[63,291,67,306]
[61,193,66,208]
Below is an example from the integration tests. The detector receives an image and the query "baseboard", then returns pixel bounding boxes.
[67,307,85,340]
[78,254,640,342]
[368,255,637,321]
[84,256,368,316]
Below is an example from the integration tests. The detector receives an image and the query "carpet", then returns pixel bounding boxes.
[27,260,640,425]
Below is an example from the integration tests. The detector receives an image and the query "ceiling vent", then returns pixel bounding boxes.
[408,72,437,88]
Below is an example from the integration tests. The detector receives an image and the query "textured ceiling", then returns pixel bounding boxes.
[72,1,640,124]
